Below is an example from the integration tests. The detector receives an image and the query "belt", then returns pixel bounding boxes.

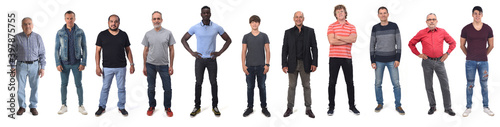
[19,59,38,64]
[428,57,441,61]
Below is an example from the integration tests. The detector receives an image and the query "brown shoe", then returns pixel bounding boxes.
[283,108,293,117]
[17,107,25,115]
[306,109,315,118]
[30,108,38,116]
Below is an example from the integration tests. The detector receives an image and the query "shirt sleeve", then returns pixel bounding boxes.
[264,33,270,44]
[217,25,225,35]
[96,32,103,46]
[168,32,176,46]
[460,26,467,39]
[141,33,149,47]
[394,24,402,61]
[488,25,494,38]
[350,24,357,35]
[242,34,247,44]
[187,26,195,35]
[408,30,423,56]
[37,34,46,70]
[370,25,377,63]
[327,24,335,35]
[124,33,131,47]
[442,29,456,54]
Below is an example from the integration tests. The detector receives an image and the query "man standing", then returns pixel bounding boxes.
[143,11,176,117]
[369,7,404,115]
[95,14,135,116]
[327,4,359,116]
[282,11,318,118]
[241,15,271,117]
[460,6,494,117]
[181,6,232,117]
[55,10,88,115]
[10,17,46,116]
[408,13,456,116]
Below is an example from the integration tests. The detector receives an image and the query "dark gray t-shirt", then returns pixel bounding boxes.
[242,32,269,66]
[142,28,176,65]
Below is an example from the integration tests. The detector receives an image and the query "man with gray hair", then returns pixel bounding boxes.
[10,17,46,116]
[408,13,456,116]
[143,11,176,117]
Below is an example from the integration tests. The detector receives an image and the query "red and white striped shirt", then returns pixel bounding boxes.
[327,20,356,58]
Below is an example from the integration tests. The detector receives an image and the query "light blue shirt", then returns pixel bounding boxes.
[188,21,225,58]
[10,32,46,69]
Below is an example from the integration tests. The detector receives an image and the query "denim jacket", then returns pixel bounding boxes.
[55,24,87,66]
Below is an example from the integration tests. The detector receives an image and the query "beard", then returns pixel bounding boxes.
[109,27,118,31]
[154,24,161,28]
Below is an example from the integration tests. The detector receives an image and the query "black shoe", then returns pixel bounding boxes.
[95,106,105,116]
[428,107,436,115]
[306,109,315,118]
[327,108,334,116]
[190,107,200,117]
[283,108,293,117]
[445,109,456,116]
[119,108,128,116]
[213,107,221,117]
[262,108,271,117]
[350,107,360,115]
[243,108,253,117]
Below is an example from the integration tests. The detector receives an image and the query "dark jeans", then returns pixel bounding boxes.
[194,58,218,108]
[328,58,355,109]
[146,63,172,108]
[246,65,267,108]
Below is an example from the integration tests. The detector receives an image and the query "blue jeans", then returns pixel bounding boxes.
[99,67,126,109]
[16,61,40,108]
[465,60,489,108]
[374,61,401,107]
[146,63,172,108]
[246,65,267,108]
[60,64,83,106]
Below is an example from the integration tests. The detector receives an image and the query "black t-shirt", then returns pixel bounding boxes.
[96,29,131,68]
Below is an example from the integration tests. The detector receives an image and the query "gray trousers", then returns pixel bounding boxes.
[422,59,452,110]
[287,60,312,110]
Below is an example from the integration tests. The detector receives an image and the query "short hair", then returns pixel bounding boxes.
[152,11,162,18]
[378,6,388,13]
[473,6,483,13]
[65,10,75,17]
[201,6,210,11]
[334,4,347,19]
[108,14,120,22]
[22,17,32,23]
[249,15,260,23]
[427,13,436,18]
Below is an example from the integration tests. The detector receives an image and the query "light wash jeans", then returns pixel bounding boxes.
[465,60,489,108]
[374,61,401,107]
[99,67,126,109]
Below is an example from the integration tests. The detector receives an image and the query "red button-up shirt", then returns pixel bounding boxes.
[408,27,456,58]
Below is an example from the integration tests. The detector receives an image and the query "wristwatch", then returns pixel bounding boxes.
[130,63,135,66]
[265,64,270,67]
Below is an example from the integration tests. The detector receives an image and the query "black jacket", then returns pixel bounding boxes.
[282,25,318,73]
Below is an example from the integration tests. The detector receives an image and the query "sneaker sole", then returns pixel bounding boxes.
[349,110,360,115]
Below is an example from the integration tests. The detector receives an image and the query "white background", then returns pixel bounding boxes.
[1,0,499,127]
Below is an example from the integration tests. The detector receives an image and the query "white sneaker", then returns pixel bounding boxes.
[79,105,88,115]
[58,105,67,114]
[484,107,494,116]
[462,108,471,117]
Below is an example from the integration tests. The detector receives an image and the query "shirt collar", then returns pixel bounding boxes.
[334,20,351,25]
[426,27,440,33]
[200,20,212,26]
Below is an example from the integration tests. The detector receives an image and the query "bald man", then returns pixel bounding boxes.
[282,11,318,118]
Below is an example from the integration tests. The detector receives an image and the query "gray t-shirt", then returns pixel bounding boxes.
[242,32,269,66]
[142,28,176,65]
